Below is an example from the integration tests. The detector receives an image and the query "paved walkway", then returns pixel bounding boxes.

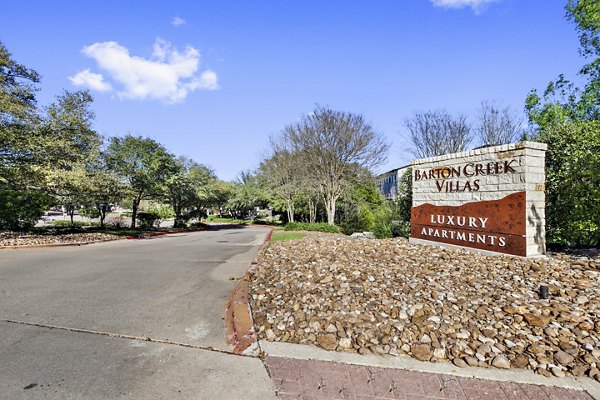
[265,356,595,400]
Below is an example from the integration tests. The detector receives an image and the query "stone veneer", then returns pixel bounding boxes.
[410,141,547,257]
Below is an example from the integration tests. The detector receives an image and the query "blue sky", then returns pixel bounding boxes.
[1,0,583,181]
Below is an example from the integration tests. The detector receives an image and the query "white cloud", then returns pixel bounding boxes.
[172,16,186,26]
[430,0,499,12]
[68,69,112,92]
[75,38,218,103]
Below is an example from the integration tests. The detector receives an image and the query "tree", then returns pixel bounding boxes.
[226,171,270,218]
[163,157,216,227]
[404,110,472,158]
[279,106,387,225]
[526,0,600,128]
[41,90,100,170]
[0,41,41,190]
[258,145,303,223]
[200,180,235,212]
[539,121,600,245]
[42,91,102,219]
[105,135,177,228]
[475,101,522,146]
[525,0,600,246]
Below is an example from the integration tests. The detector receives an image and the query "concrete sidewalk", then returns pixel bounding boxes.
[259,341,600,400]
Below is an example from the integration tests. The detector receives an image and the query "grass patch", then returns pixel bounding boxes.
[284,222,340,233]
[104,230,154,236]
[270,231,305,243]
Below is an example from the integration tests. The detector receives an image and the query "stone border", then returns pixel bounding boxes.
[259,341,600,400]
[0,237,122,251]
[0,227,213,250]
[225,227,274,356]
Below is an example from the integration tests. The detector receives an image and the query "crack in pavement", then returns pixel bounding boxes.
[1,318,256,359]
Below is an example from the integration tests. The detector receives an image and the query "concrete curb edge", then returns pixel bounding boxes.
[259,340,600,400]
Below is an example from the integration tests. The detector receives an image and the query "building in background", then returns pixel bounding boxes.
[376,165,410,200]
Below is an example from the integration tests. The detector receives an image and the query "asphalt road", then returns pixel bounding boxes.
[0,226,277,400]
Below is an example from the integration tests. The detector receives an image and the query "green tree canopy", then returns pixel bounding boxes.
[105,135,178,228]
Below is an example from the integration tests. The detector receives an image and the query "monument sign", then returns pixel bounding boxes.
[410,142,547,257]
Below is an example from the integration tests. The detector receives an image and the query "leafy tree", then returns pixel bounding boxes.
[539,121,600,245]
[258,147,303,223]
[40,90,100,169]
[525,0,600,246]
[337,180,383,235]
[0,41,41,189]
[404,110,472,158]
[105,135,177,228]
[200,179,235,212]
[86,168,124,228]
[279,106,387,225]
[526,0,600,128]
[226,171,270,218]
[164,157,216,227]
[475,101,522,146]
[0,189,52,230]
[41,90,103,224]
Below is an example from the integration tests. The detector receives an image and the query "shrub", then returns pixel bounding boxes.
[391,220,411,238]
[136,211,161,229]
[538,121,600,246]
[373,219,393,239]
[0,189,52,230]
[285,222,340,233]
[106,217,128,229]
[52,220,89,228]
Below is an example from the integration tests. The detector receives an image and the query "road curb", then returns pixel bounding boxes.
[225,227,274,355]
[259,340,600,399]
[125,226,211,239]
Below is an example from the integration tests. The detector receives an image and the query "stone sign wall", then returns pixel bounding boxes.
[410,142,547,257]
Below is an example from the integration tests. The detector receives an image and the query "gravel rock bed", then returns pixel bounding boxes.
[0,231,118,247]
[249,236,600,380]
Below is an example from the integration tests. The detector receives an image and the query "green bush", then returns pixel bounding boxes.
[0,189,52,230]
[136,211,161,229]
[52,220,89,228]
[537,121,600,246]
[373,219,392,239]
[284,222,340,233]
[391,220,411,238]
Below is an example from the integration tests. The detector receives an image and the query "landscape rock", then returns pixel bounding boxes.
[249,235,599,379]
[316,334,337,351]
[491,355,511,369]
[411,344,432,361]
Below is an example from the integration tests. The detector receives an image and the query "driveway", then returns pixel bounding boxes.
[0,226,277,399]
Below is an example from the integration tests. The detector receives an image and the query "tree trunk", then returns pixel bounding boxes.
[131,197,140,229]
[308,198,316,224]
[286,200,294,223]
[325,195,336,225]
[99,209,106,228]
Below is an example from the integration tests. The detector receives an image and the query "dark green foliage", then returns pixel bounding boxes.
[538,121,600,246]
[526,1,600,246]
[338,182,385,235]
[373,218,392,239]
[0,189,52,230]
[136,211,161,229]
[391,220,411,238]
[284,222,340,233]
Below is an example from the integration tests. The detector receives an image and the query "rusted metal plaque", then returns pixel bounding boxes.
[411,192,526,256]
